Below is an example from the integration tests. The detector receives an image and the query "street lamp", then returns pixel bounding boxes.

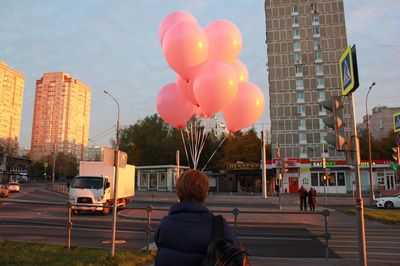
[366,81,376,206]
[104,89,120,258]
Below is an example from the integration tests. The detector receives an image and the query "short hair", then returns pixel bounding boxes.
[176,169,209,203]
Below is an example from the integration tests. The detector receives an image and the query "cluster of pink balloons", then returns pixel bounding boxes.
[156,11,265,132]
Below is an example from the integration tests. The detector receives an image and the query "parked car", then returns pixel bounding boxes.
[0,184,9,198]
[7,182,20,192]
[374,193,400,209]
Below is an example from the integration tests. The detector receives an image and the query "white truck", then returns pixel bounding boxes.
[69,161,135,215]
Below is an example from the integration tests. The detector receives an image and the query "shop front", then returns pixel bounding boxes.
[136,165,189,192]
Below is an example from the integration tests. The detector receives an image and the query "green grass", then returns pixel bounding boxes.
[342,208,400,224]
[0,240,155,266]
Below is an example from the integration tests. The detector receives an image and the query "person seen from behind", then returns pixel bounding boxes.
[299,185,308,211]
[154,169,239,266]
[308,187,317,211]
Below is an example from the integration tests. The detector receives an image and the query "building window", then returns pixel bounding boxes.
[297,105,305,116]
[315,51,323,61]
[300,146,307,158]
[328,173,336,186]
[311,3,318,13]
[293,41,301,51]
[313,26,320,36]
[320,132,327,144]
[299,119,306,130]
[317,78,324,88]
[140,173,149,189]
[316,64,324,75]
[314,39,321,49]
[296,79,304,88]
[319,103,326,114]
[294,53,302,63]
[158,172,167,190]
[312,15,320,25]
[292,4,298,14]
[297,91,304,102]
[299,132,307,144]
[293,28,300,39]
[319,118,325,129]
[292,17,300,26]
[311,173,319,186]
[337,172,345,186]
[295,65,303,76]
[318,90,325,101]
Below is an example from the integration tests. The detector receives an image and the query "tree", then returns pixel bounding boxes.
[119,114,183,166]
[219,128,261,168]
[358,128,397,160]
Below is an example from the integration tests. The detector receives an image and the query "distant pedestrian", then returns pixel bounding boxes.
[308,187,317,211]
[275,183,280,196]
[299,185,308,211]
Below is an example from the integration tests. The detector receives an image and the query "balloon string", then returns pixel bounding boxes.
[186,123,194,169]
[180,130,190,169]
[201,134,228,172]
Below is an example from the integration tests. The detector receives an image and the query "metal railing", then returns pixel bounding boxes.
[1,198,331,260]
[143,206,332,260]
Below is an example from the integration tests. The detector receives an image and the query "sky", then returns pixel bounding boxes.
[1,0,399,149]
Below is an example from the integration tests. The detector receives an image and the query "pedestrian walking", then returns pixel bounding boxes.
[154,169,244,266]
[299,185,308,211]
[308,187,317,211]
[275,183,280,196]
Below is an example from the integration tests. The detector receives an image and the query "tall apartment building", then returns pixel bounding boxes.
[359,106,400,140]
[0,61,24,153]
[30,72,91,161]
[265,0,352,160]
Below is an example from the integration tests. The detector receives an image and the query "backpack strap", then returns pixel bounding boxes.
[212,215,224,240]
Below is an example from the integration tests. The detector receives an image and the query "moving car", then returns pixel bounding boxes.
[0,184,9,197]
[7,182,20,192]
[374,193,400,209]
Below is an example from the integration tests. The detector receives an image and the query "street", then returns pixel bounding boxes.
[0,184,400,265]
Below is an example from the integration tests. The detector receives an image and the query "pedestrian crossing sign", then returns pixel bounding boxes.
[339,45,359,96]
[394,112,400,132]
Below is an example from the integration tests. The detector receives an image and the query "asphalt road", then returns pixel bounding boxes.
[1,183,400,265]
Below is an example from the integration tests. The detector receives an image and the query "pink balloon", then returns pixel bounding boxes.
[162,21,209,80]
[231,59,249,82]
[193,60,238,116]
[156,83,195,129]
[222,82,265,132]
[158,11,197,45]
[176,75,198,106]
[205,20,242,63]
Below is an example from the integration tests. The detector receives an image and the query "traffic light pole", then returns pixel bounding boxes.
[350,92,367,265]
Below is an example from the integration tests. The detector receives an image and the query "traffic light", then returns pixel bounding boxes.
[322,96,346,150]
[392,147,399,164]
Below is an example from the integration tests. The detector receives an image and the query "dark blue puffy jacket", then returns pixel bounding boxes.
[154,201,236,266]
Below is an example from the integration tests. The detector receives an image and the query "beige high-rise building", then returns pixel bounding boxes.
[30,72,91,161]
[265,0,352,160]
[0,61,24,153]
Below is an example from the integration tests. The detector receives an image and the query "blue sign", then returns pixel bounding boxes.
[394,112,400,133]
[339,46,359,96]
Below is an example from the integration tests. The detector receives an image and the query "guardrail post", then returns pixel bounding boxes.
[146,205,153,251]
[67,201,72,250]
[322,209,331,260]
[232,208,240,233]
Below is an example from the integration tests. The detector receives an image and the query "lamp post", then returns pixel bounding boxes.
[366,81,376,206]
[104,90,120,258]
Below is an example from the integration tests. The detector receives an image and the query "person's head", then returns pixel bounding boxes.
[176,169,209,203]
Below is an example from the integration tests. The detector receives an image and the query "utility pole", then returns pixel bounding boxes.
[52,142,56,188]
[366,81,376,206]
[277,135,282,210]
[104,90,120,258]
[261,126,267,199]
[350,92,367,265]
